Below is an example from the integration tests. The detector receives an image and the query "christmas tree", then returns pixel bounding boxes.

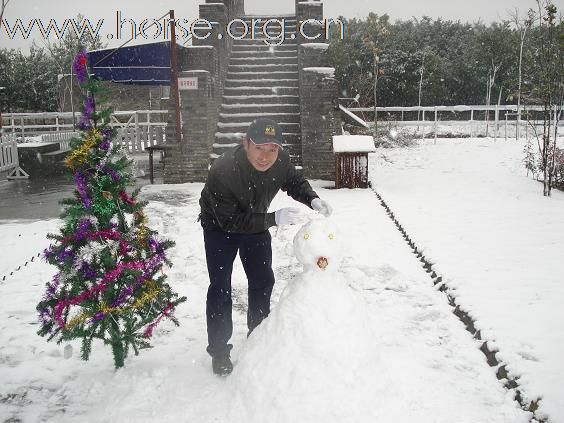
[37,50,186,369]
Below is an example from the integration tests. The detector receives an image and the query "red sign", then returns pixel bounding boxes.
[178,77,198,90]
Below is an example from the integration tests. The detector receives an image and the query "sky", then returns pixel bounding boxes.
[1,0,542,52]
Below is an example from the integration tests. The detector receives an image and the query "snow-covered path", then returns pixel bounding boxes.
[1,181,528,422]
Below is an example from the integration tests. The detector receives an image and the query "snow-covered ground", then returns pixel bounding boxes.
[0,137,560,422]
[371,138,564,422]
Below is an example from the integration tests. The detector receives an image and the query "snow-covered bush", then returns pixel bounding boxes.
[374,122,417,148]
[553,147,564,187]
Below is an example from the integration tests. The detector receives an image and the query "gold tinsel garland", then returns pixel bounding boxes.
[65,280,161,329]
[65,129,101,170]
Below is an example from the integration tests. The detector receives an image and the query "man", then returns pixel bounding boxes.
[199,118,332,376]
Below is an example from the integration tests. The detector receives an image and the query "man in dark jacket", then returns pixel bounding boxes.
[199,118,332,376]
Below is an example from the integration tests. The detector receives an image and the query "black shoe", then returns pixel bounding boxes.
[212,353,233,376]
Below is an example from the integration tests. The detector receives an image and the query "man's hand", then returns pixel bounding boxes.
[311,198,333,217]
[275,208,305,225]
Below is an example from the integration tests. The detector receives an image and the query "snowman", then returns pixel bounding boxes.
[227,218,390,423]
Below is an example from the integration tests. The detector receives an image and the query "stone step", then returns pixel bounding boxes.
[229,24,297,33]
[212,141,302,156]
[226,71,298,80]
[228,29,297,38]
[232,44,297,52]
[214,131,301,145]
[221,103,299,114]
[217,121,300,133]
[240,16,297,22]
[219,112,300,124]
[225,78,298,88]
[222,94,299,105]
[211,145,302,166]
[228,63,298,73]
[223,86,299,96]
[230,50,297,59]
[229,56,298,64]
[232,38,297,46]
[228,33,298,41]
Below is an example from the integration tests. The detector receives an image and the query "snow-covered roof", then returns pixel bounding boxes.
[332,135,376,153]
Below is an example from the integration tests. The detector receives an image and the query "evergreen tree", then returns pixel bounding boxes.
[36,50,186,369]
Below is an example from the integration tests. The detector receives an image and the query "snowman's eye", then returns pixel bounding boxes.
[304,233,310,240]
[328,233,334,240]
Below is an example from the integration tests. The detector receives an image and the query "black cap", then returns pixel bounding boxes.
[246,118,283,148]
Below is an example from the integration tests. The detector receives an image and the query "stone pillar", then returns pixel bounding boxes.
[233,0,245,17]
[296,0,324,45]
[206,0,244,20]
[163,70,214,183]
[196,3,230,90]
[299,67,339,180]
[299,43,338,180]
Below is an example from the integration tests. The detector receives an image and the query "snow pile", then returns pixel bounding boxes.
[228,218,390,422]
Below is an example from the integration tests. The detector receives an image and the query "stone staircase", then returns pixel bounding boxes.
[212,15,302,165]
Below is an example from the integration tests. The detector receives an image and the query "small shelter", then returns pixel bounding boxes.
[332,135,376,189]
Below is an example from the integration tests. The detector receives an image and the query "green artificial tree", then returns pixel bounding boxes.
[37,50,186,369]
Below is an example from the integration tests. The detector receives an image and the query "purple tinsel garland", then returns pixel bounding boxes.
[75,218,92,241]
[79,261,97,279]
[72,49,88,84]
[57,248,75,263]
[44,273,61,301]
[75,172,91,209]
[78,96,95,130]
[100,128,112,150]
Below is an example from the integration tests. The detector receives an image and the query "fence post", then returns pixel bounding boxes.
[147,111,152,148]
[434,106,438,143]
[20,116,25,138]
[494,104,499,141]
[134,112,139,152]
[470,109,474,138]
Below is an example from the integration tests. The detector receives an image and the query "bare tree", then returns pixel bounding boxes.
[417,53,426,121]
[509,8,534,139]
[526,0,563,196]
[0,0,11,26]
[485,59,502,137]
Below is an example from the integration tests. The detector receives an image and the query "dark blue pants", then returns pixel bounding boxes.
[204,227,275,356]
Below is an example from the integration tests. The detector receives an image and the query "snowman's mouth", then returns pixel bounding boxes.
[316,256,328,269]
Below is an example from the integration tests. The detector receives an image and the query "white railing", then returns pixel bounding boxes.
[342,104,563,140]
[1,110,168,152]
[40,131,81,151]
[0,133,29,179]
[0,133,18,172]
